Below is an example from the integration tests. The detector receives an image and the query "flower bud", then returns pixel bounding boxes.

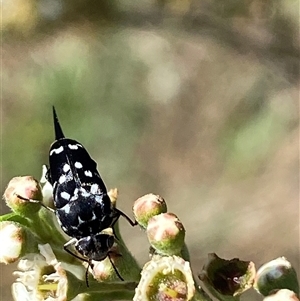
[0,221,39,264]
[41,181,54,208]
[40,165,54,209]
[146,213,185,256]
[133,194,167,229]
[3,176,43,215]
[134,255,195,301]
[108,188,119,205]
[91,249,124,282]
[198,253,256,299]
[254,257,299,296]
[263,289,299,301]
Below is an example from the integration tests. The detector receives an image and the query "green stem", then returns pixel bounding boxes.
[82,280,137,293]
[83,290,134,301]
[192,287,214,301]
[27,207,65,246]
[113,219,141,281]
[67,270,138,300]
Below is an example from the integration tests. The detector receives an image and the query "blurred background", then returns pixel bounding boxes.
[1,0,299,300]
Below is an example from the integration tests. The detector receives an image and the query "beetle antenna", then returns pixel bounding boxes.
[108,252,124,281]
[85,261,93,287]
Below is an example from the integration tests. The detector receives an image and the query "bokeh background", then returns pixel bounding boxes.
[1,1,299,300]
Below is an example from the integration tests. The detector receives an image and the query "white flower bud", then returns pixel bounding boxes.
[0,222,24,264]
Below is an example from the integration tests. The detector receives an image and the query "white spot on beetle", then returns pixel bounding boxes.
[63,164,70,173]
[59,175,66,184]
[95,195,103,204]
[84,170,93,177]
[75,162,83,169]
[91,212,96,221]
[68,144,78,150]
[70,195,78,201]
[90,184,99,194]
[63,204,71,214]
[60,191,70,200]
[78,216,84,225]
[50,146,63,156]
[80,188,90,197]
